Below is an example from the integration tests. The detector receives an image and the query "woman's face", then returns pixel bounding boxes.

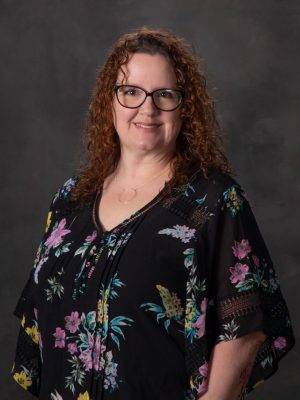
[112,53,182,157]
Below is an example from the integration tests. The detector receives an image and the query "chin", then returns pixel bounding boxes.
[135,137,168,152]
[134,143,158,152]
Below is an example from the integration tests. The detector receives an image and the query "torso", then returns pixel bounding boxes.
[15,168,288,400]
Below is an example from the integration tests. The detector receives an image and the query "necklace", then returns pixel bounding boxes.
[113,165,171,204]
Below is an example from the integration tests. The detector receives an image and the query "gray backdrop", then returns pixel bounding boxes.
[1,0,299,398]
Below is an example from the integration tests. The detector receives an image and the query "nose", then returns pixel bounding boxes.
[138,94,159,116]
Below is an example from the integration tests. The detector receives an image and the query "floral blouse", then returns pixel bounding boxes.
[12,168,295,400]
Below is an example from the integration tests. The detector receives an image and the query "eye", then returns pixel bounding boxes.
[121,86,142,96]
[124,88,137,96]
[156,90,174,99]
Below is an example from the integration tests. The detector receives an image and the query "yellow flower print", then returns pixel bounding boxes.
[21,314,25,327]
[97,289,109,325]
[45,211,52,232]
[229,188,236,198]
[189,374,197,390]
[253,379,264,389]
[156,285,184,319]
[185,301,196,330]
[25,325,39,344]
[77,391,92,400]
[222,185,244,216]
[13,370,32,390]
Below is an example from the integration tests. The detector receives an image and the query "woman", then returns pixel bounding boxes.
[12,27,295,400]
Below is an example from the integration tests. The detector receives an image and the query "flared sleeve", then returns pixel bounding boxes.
[11,177,77,396]
[185,181,295,399]
[185,181,295,400]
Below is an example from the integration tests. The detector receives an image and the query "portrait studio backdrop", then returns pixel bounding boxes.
[1,0,299,398]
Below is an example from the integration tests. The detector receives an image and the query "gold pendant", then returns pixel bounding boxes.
[118,188,137,204]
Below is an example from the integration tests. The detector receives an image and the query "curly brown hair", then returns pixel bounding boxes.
[71,26,235,203]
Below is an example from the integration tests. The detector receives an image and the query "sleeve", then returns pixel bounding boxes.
[11,176,77,396]
[203,184,295,396]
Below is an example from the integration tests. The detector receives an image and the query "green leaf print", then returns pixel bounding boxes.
[140,285,184,332]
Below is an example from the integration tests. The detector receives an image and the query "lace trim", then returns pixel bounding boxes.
[216,288,288,323]
[160,194,178,208]
[217,290,261,321]
[189,206,211,227]
[161,194,211,230]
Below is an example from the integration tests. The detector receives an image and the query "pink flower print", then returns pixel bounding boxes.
[87,332,94,348]
[34,308,38,320]
[38,332,43,348]
[45,218,71,249]
[65,311,81,333]
[173,225,196,243]
[53,327,66,348]
[232,239,252,260]
[193,299,207,339]
[200,298,208,313]
[272,336,287,350]
[193,314,206,338]
[252,254,260,268]
[92,336,103,371]
[158,225,196,243]
[67,342,78,354]
[198,362,208,378]
[85,230,97,242]
[92,335,107,371]
[79,349,93,371]
[229,263,249,284]
[197,379,208,395]
[79,335,107,371]
[34,256,49,284]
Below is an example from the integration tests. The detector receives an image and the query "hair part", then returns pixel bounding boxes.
[71,26,235,203]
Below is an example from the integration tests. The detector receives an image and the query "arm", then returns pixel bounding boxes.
[198,330,266,400]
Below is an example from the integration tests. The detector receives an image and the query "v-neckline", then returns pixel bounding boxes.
[91,166,200,236]
[92,183,168,236]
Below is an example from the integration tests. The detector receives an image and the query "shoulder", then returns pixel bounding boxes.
[162,168,249,232]
[189,168,245,206]
[52,176,78,205]
[48,175,83,216]
[42,175,85,236]
[180,167,254,226]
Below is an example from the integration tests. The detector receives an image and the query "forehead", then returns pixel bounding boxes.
[117,53,177,89]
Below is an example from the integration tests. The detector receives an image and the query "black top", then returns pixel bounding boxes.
[12,168,295,400]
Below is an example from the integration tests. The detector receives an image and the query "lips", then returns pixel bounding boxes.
[134,122,162,129]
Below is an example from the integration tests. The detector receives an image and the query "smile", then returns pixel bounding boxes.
[134,123,161,129]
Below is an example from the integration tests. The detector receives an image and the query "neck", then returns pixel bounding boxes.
[114,150,174,182]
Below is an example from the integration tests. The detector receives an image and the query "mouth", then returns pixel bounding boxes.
[134,122,162,130]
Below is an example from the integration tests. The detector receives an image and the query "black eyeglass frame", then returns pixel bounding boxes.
[114,84,184,112]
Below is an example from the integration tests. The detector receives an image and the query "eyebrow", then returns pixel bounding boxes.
[116,83,179,90]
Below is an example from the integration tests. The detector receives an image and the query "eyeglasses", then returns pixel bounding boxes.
[114,85,184,112]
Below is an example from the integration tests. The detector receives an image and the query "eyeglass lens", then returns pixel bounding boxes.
[116,86,182,111]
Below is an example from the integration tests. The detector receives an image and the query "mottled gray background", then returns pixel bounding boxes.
[1,0,299,398]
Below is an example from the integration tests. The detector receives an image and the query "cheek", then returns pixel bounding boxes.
[113,103,136,128]
[166,113,182,135]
